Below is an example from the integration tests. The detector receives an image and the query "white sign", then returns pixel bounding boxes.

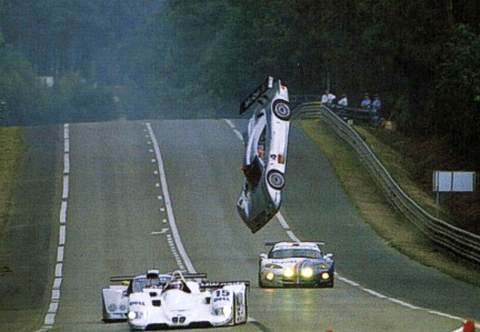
[433,171,476,192]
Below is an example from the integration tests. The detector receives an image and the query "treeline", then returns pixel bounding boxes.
[133,0,480,163]
[0,0,157,124]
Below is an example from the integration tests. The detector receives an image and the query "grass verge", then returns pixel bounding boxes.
[300,119,480,286]
[0,127,24,239]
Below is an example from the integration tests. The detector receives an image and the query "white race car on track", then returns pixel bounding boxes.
[127,271,249,330]
[258,242,335,288]
[237,76,291,233]
[101,269,198,322]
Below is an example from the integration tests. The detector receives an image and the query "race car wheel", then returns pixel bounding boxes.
[267,170,285,190]
[272,100,291,120]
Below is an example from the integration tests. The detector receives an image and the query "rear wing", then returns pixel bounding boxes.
[265,241,325,246]
[240,76,276,115]
[109,272,207,283]
[200,281,250,291]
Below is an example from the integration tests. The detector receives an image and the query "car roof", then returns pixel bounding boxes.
[272,242,321,251]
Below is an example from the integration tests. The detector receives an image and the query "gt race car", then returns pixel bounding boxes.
[128,271,249,330]
[258,242,335,288]
[237,76,291,233]
[101,269,206,322]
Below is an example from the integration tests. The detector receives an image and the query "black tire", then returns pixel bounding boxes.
[258,274,265,288]
[272,100,291,120]
[267,170,285,190]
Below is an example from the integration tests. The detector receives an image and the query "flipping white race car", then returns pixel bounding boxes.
[237,76,291,233]
[101,269,201,321]
[127,271,249,330]
[258,242,335,288]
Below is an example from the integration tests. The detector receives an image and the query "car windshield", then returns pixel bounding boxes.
[269,248,322,259]
[132,277,169,293]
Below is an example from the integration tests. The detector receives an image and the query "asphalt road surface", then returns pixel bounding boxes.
[2,119,479,331]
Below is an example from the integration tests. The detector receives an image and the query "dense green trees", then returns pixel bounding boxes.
[130,0,479,163]
[1,0,479,162]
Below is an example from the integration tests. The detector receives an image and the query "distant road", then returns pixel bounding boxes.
[2,119,478,331]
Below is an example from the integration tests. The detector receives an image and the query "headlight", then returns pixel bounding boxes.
[319,263,327,269]
[321,272,330,280]
[300,267,314,279]
[265,272,274,281]
[283,267,294,278]
[128,311,143,320]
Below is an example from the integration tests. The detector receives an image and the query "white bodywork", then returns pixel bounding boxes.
[128,272,249,330]
[237,77,291,233]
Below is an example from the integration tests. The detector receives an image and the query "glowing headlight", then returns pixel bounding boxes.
[300,267,314,279]
[321,272,330,280]
[266,272,275,281]
[283,267,294,278]
[128,311,143,320]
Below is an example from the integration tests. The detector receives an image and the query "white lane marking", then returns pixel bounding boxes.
[63,153,70,174]
[48,303,58,313]
[224,119,235,128]
[39,123,70,332]
[55,263,63,278]
[154,170,158,175]
[56,246,64,262]
[146,123,195,273]
[59,201,67,224]
[151,158,156,163]
[59,225,66,245]
[151,228,169,235]
[155,183,160,187]
[224,119,467,325]
[286,230,300,242]
[64,139,70,153]
[276,212,290,230]
[44,313,55,325]
[62,175,69,199]
[157,195,163,200]
[149,149,154,153]
[233,129,244,142]
[162,219,167,223]
[53,278,62,289]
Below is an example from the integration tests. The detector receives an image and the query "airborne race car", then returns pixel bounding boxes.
[237,76,291,233]
[258,242,335,288]
[127,271,249,330]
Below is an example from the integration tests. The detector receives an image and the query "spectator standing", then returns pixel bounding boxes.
[321,90,330,104]
[338,94,348,108]
[360,93,371,109]
[370,94,383,127]
[327,91,336,106]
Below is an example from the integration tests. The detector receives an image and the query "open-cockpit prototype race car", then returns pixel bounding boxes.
[102,269,249,330]
[258,242,335,288]
[101,269,192,322]
[237,76,291,233]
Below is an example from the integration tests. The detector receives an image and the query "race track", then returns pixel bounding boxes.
[3,119,479,331]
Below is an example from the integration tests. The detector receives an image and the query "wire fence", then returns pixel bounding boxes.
[293,101,480,264]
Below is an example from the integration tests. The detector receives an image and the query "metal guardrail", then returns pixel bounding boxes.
[293,102,480,264]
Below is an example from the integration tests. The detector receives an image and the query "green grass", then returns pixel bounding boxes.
[0,127,24,239]
[300,120,480,286]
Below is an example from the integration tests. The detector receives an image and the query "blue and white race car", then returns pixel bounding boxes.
[258,242,335,288]
[101,269,206,322]
[237,76,291,233]
[128,271,249,330]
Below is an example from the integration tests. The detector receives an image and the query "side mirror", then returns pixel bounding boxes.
[259,253,267,260]
[325,253,334,259]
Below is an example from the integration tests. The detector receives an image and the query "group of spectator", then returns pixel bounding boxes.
[320,90,383,127]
